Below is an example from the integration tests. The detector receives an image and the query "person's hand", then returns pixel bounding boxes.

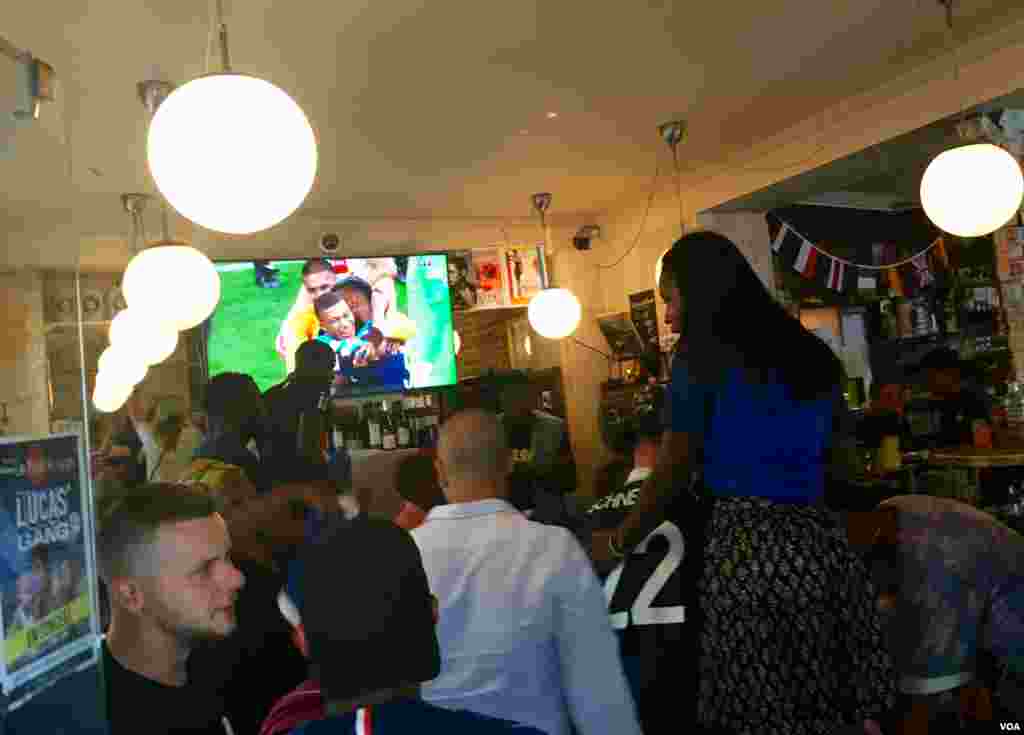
[275,332,288,359]
[589,529,623,567]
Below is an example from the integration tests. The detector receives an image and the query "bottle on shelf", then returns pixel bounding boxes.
[346,406,365,452]
[380,400,398,451]
[365,401,383,450]
[1005,383,1024,441]
[396,400,412,449]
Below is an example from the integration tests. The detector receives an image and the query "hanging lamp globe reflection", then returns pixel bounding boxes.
[93,380,133,413]
[147,74,318,234]
[97,345,149,387]
[528,288,582,339]
[920,143,1024,237]
[109,309,180,366]
[122,243,221,331]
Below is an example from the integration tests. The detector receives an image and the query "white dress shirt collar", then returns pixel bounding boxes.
[425,498,519,522]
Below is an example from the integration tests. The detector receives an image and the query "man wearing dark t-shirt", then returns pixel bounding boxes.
[96,483,245,735]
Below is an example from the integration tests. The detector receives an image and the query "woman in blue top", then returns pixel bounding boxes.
[592,230,844,560]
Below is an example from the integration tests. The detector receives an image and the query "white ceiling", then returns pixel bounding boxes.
[3,0,1024,268]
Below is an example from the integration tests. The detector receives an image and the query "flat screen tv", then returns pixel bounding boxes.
[207,255,457,396]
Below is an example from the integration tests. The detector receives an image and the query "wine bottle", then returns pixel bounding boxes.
[380,400,398,451]
[366,402,383,450]
[346,406,365,451]
[396,401,412,449]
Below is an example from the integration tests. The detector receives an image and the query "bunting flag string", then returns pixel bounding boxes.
[766,214,944,295]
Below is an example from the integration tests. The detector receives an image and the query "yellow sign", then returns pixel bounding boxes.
[6,594,89,666]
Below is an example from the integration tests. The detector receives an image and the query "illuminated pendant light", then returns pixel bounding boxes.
[93,380,133,414]
[920,141,1023,237]
[109,308,179,365]
[122,241,221,331]
[526,193,583,340]
[97,344,149,388]
[918,4,1024,238]
[528,288,582,339]
[118,189,219,333]
[145,2,317,235]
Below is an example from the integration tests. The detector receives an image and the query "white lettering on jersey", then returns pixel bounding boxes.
[604,521,686,629]
[588,486,641,514]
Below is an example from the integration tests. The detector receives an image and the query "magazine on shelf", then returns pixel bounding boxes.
[597,312,645,359]
[504,245,547,306]
[473,248,508,308]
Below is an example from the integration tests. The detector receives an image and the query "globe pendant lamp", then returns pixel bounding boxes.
[144,3,317,235]
[97,344,149,388]
[93,380,133,414]
[528,288,582,339]
[109,308,179,366]
[122,240,221,331]
[525,193,582,340]
[920,142,1024,237]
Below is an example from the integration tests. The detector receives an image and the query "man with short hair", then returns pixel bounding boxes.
[262,517,545,735]
[97,482,246,735]
[412,410,641,735]
[277,258,340,373]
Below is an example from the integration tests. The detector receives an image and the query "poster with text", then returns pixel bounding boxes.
[0,433,98,711]
[473,248,509,308]
[504,246,548,306]
[628,290,660,354]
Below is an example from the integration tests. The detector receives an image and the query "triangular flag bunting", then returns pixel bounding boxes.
[827,258,848,292]
[793,239,814,275]
[772,223,789,253]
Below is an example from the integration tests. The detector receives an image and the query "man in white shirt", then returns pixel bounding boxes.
[412,410,641,735]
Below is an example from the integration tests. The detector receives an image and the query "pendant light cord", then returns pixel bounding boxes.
[671,145,684,238]
[216,0,232,72]
[571,336,611,361]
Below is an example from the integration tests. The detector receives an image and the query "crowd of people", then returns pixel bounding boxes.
[15,231,1024,735]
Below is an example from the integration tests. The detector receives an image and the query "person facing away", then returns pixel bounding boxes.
[96,482,246,735]
[411,409,642,735]
[262,339,336,485]
[591,229,846,563]
[127,393,205,483]
[587,393,896,734]
[195,371,270,493]
[263,516,546,735]
[277,258,340,373]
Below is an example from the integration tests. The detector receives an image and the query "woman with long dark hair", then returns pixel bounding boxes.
[588,232,895,735]
[594,228,844,557]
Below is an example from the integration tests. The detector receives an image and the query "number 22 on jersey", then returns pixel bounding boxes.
[603,521,685,630]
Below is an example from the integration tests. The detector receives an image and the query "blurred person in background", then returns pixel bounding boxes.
[128,393,204,483]
[195,371,270,493]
